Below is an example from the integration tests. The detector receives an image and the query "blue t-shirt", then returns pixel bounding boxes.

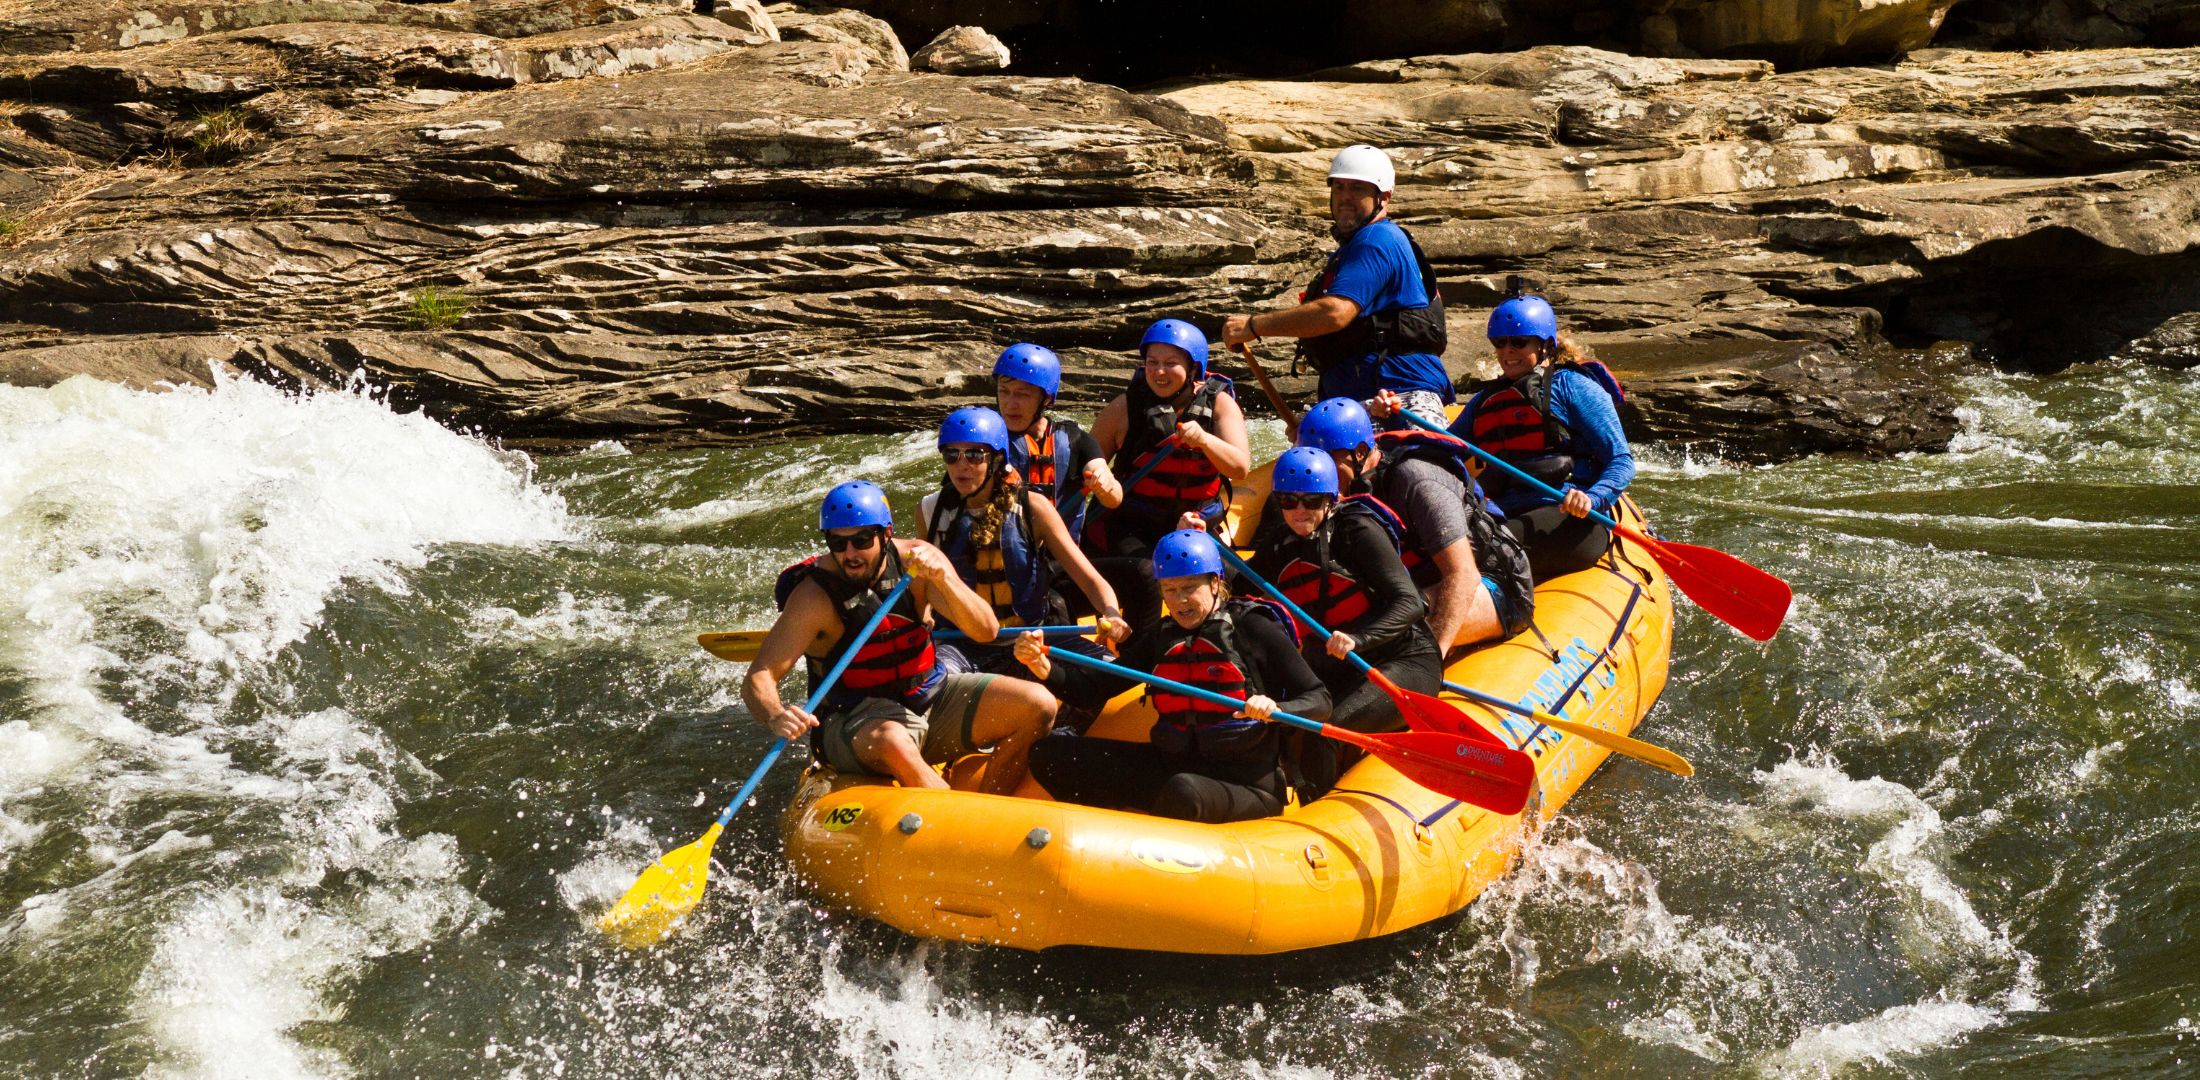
[1311,220,1453,403]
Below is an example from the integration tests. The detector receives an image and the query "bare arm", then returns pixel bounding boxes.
[741,581,838,740]
[1025,496,1125,640]
[902,538,1000,644]
[1223,296,1359,345]
[1183,392,1252,482]
[1083,395,1130,509]
[1089,395,1130,459]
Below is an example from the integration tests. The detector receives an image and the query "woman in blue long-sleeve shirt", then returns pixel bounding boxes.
[1452,290,1635,581]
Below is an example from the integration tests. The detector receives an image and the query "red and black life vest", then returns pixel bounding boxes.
[1007,417,1087,539]
[1085,372,1236,550]
[1270,497,1405,640]
[1456,360,1626,501]
[1145,599,1295,767]
[773,545,942,711]
[1294,220,1448,372]
[926,482,1050,629]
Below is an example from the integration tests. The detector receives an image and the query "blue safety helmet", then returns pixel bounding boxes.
[1139,318,1209,381]
[819,480,893,532]
[938,405,1011,454]
[1151,528,1224,580]
[1488,295,1559,342]
[992,343,1061,399]
[1271,446,1341,497]
[1296,397,1376,453]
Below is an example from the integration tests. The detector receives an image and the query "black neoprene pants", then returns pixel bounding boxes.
[1029,738,1285,823]
[1503,504,1613,582]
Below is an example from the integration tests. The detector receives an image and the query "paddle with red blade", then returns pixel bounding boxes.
[1208,542,1505,747]
[1040,645,1535,815]
[1394,409,1792,642]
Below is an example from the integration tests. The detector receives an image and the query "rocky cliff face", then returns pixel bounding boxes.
[1,1,2196,460]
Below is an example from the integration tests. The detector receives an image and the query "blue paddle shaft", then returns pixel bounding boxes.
[1209,542,1375,678]
[714,574,915,828]
[1395,408,1621,532]
[1043,644,1330,739]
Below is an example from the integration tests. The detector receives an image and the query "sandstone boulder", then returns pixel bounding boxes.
[910,25,1008,73]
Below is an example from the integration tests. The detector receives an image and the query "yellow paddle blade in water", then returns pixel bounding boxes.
[697,631,767,663]
[596,823,724,948]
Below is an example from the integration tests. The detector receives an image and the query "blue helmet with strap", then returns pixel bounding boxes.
[992,343,1061,398]
[1296,397,1376,453]
[819,480,893,532]
[1140,318,1209,381]
[1488,295,1558,342]
[1151,528,1224,580]
[938,406,1011,454]
[1271,446,1340,496]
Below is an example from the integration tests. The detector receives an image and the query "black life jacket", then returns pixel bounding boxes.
[1006,417,1087,540]
[773,545,942,711]
[1146,598,1296,768]
[1269,497,1405,641]
[926,481,1049,628]
[1457,360,1626,501]
[1086,372,1237,549]
[1362,429,1538,639]
[1295,220,1448,372]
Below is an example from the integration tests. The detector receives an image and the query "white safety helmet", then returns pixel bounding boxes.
[1327,143,1395,194]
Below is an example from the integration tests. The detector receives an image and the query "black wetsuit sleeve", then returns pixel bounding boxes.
[1333,513,1428,651]
[1043,626,1157,709]
[1237,613,1331,722]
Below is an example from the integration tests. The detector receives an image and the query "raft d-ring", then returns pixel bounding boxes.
[898,813,922,835]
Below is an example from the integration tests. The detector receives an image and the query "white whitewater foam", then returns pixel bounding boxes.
[1757,758,2041,1075]
[0,375,561,1076]
[816,943,1090,1080]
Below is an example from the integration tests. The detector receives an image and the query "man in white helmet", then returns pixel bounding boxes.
[1222,144,1451,428]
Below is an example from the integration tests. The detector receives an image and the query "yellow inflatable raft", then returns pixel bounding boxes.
[780,469,1673,955]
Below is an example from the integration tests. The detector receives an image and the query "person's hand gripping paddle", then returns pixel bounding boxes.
[597,575,913,948]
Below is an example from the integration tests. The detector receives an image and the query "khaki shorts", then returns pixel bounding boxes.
[818,672,995,777]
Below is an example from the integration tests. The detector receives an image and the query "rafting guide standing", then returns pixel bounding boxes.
[1220,144,1451,428]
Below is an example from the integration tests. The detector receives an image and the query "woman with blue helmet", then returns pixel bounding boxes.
[920,406,1128,682]
[991,343,1104,541]
[742,480,1059,797]
[1080,318,1254,626]
[1015,529,1330,823]
[1451,284,1636,581]
[1243,447,1444,798]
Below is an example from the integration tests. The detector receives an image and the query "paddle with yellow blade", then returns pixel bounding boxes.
[699,625,1097,665]
[1041,645,1536,814]
[597,575,913,948]
[1394,409,1793,642]
[1210,540,1691,776]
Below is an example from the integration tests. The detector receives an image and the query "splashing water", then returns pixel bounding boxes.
[1,358,2195,1077]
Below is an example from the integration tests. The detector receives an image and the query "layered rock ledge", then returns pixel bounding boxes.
[1,1,2196,460]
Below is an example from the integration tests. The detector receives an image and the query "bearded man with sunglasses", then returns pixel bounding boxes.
[744,481,1058,796]
[1218,144,1451,428]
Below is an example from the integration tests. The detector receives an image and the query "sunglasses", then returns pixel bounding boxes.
[822,527,884,552]
[939,447,994,465]
[1490,336,1543,350]
[1274,492,1335,511]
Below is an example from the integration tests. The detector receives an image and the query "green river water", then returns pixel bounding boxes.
[0,359,2195,1078]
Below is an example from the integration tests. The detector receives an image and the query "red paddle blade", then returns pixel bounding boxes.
[1628,531,1793,642]
[1367,730,1536,816]
[1369,671,1507,747]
